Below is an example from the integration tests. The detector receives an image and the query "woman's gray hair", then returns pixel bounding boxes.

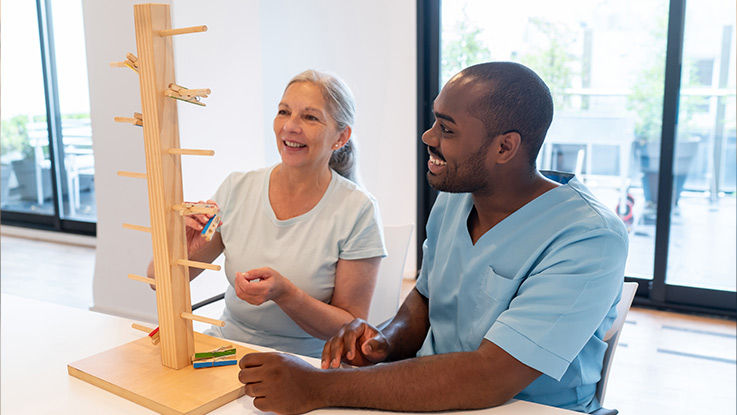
[286,70,358,182]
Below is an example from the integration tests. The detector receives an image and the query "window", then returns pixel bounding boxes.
[1,0,95,234]
[419,0,736,315]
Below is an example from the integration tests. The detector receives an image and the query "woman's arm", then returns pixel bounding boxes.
[147,205,225,282]
[146,232,224,282]
[236,257,381,340]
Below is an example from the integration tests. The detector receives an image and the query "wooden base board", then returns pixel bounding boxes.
[68,331,259,415]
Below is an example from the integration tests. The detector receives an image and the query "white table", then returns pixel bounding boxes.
[0,294,577,415]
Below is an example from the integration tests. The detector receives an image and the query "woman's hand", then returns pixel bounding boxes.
[184,199,219,255]
[235,267,296,306]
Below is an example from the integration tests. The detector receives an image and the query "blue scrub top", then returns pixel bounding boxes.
[415,174,627,413]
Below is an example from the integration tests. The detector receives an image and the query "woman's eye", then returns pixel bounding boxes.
[305,114,319,121]
[277,109,289,116]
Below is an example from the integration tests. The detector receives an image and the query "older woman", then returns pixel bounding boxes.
[149,70,386,357]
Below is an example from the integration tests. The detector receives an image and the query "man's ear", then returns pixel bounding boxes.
[333,126,352,150]
[495,131,521,164]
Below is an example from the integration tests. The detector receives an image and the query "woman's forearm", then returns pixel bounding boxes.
[275,286,357,340]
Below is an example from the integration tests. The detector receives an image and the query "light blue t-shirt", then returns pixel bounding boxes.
[207,165,387,357]
[415,174,627,413]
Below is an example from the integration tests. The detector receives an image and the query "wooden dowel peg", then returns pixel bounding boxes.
[128,273,156,286]
[117,171,147,179]
[114,115,143,126]
[175,259,221,271]
[131,323,155,334]
[158,25,207,37]
[126,52,138,63]
[180,312,225,327]
[110,61,127,68]
[122,223,152,233]
[168,148,215,156]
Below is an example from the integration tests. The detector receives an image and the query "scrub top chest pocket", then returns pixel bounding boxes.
[466,266,526,350]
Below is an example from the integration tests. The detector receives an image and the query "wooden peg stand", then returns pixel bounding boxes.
[68,4,256,414]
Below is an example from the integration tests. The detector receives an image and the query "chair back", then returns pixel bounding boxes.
[367,225,414,326]
[596,281,638,405]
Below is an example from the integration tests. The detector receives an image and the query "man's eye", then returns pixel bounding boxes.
[440,123,452,134]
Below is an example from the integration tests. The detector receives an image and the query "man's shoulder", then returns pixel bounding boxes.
[560,178,628,241]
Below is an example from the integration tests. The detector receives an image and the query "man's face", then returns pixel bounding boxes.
[421,76,493,193]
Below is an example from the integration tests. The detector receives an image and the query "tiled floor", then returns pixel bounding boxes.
[2,234,736,414]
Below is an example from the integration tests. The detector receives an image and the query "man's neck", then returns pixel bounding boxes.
[468,170,559,244]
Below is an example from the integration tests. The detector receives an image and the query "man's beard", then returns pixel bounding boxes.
[427,142,490,193]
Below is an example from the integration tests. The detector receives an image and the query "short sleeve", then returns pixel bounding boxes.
[210,172,237,230]
[485,228,627,381]
[339,198,387,260]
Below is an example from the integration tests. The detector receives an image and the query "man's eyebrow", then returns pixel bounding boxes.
[434,111,456,124]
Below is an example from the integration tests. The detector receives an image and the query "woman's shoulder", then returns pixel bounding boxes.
[330,172,378,208]
[220,166,272,190]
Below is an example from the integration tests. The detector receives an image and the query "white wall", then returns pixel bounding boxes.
[86,1,416,320]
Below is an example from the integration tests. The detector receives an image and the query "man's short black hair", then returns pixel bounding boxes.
[461,61,554,167]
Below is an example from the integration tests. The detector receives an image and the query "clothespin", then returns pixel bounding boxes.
[148,326,160,345]
[201,212,221,241]
[133,112,143,127]
[165,83,210,106]
[192,345,237,368]
[124,53,139,72]
[176,202,218,216]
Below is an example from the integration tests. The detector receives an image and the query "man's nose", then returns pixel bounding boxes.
[421,124,436,146]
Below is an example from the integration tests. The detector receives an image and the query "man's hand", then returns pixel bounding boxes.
[321,318,390,369]
[238,352,323,415]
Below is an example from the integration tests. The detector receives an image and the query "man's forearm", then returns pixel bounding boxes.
[380,288,431,361]
[314,349,515,412]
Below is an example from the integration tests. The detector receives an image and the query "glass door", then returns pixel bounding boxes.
[663,0,735,305]
[429,0,736,315]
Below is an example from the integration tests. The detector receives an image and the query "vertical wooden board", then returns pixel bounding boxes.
[134,3,193,369]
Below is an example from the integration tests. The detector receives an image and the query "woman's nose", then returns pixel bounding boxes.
[282,115,301,133]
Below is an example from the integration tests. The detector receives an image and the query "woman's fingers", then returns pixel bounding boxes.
[185,216,204,231]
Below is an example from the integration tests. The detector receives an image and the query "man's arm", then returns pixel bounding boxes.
[239,339,541,414]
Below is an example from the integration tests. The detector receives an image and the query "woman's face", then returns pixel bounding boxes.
[273,82,345,171]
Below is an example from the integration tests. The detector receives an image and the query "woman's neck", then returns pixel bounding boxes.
[273,163,333,196]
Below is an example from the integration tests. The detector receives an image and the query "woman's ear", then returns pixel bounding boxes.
[333,126,352,150]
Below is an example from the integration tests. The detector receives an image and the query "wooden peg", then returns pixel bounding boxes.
[131,323,155,333]
[167,148,215,156]
[117,171,147,179]
[158,25,207,37]
[180,312,225,327]
[175,259,221,271]
[122,223,152,233]
[128,273,156,286]
[114,114,143,127]
[110,61,127,68]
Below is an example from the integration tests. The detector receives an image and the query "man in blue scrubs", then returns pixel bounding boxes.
[237,62,628,414]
